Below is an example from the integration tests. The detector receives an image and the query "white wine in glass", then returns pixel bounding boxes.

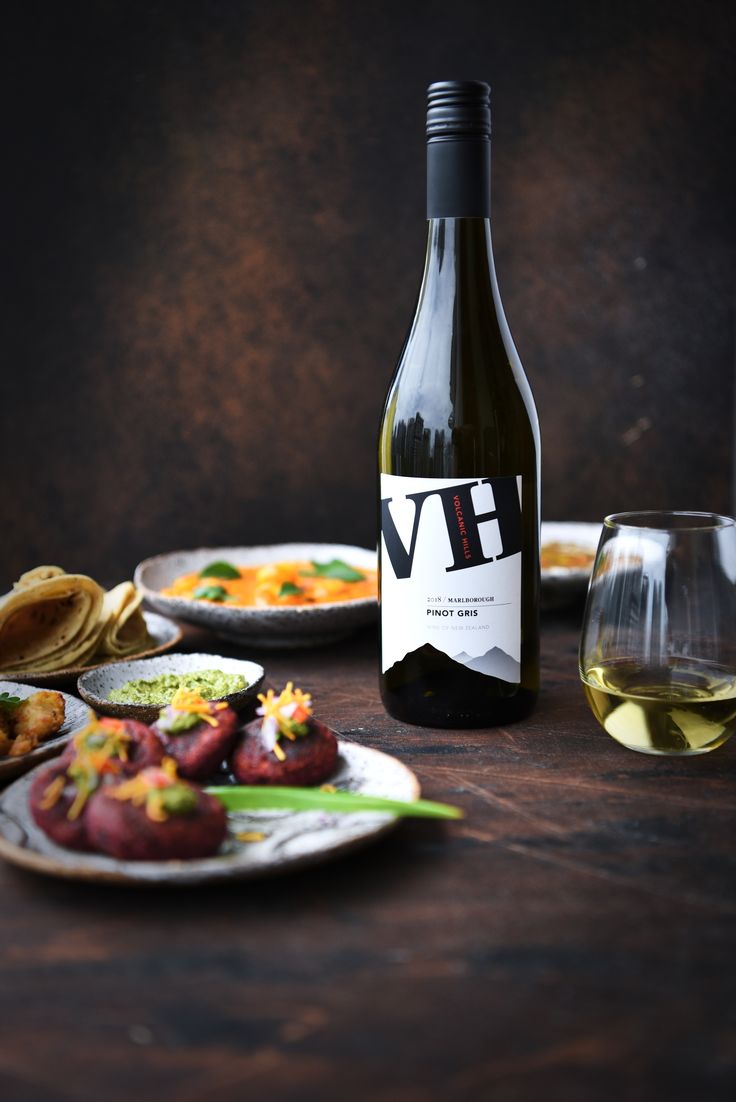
[579,512,736,756]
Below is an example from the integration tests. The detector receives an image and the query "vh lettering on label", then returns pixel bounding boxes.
[381,476,522,580]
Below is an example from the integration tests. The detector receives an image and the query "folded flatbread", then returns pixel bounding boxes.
[0,572,106,675]
[13,565,67,590]
[96,581,150,657]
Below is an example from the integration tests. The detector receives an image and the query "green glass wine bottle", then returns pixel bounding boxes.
[378,80,540,728]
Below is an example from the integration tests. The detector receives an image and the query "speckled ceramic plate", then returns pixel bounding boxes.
[541,521,602,607]
[0,741,420,885]
[134,544,377,649]
[77,652,265,722]
[0,682,92,783]
[3,612,183,688]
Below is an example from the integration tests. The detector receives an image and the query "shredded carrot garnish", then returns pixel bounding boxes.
[106,758,181,821]
[169,688,226,727]
[71,719,131,763]
[39,775,65,810]
[106,775,149,807]
[162,757,178,778]
[257,683,312,726]
[145,793,168,823]
[99,718,126,733]
[256,683,313,759]
[67,786,89,821]
[55,714,134,822]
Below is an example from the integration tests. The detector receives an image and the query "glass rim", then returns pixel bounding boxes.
[603,510,736,533]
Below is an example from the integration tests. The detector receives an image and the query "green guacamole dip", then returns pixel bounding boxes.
[108,669,247,705]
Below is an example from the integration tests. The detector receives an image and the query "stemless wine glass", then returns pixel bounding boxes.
[579,511,736,755]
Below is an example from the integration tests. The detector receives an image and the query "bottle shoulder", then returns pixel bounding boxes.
[386,304,536,417]
[378,219,540,478]
[380,307,539,464]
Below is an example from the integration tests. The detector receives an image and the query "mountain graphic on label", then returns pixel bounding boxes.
[452,647,520,683]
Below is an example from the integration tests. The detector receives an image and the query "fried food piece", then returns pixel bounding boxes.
[0,708,13,739]
[10,691,66,755]
[8,733,35,756]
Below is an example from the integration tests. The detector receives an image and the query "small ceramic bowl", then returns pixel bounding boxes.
[134,543,378,649]
[77,652,265,723]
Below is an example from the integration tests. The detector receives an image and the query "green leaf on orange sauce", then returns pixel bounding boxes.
[278,581,305,598]
[300,559,365,583]
[199,561,240,580]
[192,585,232,602]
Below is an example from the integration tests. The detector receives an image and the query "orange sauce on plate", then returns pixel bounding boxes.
[162,562,377,608]
[540,542,596,571]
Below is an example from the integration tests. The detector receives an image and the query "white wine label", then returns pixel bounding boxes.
[380,474,522,679]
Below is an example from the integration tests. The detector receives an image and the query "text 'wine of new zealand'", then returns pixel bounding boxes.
[378,80,540,728]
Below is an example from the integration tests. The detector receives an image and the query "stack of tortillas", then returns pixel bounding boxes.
[0,566,152,676]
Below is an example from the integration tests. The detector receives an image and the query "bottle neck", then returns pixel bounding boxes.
[426,138,490,218]
[420,218,495,308]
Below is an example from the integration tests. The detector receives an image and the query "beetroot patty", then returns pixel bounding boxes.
[153,706,238,780]
[231,717,338,786]
[29,760,113,851]
[61,718,164,774]
[85,783,227,861]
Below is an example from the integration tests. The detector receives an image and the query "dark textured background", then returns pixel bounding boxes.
[2,0,734,584]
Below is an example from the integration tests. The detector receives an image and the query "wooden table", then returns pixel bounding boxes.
[1,609,734,1102]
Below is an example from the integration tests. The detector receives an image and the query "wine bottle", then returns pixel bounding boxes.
[378,80,540,728]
